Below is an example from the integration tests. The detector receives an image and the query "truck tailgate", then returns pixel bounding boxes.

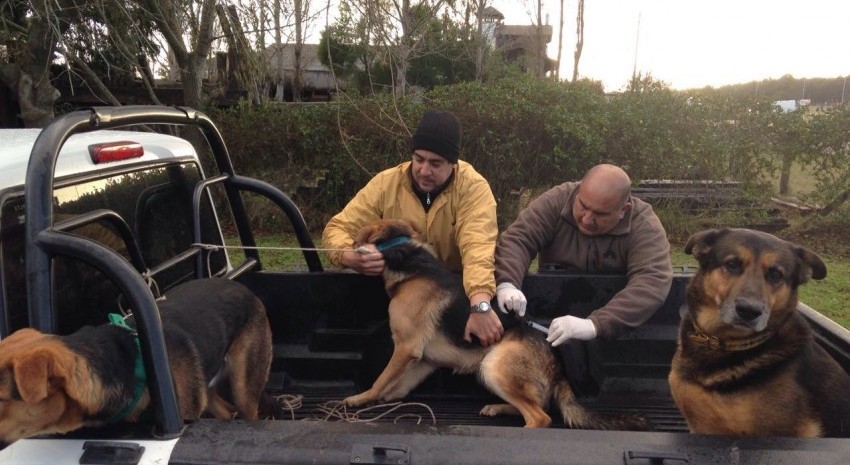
[169,419,849,465]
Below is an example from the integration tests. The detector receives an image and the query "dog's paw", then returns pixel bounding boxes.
[480,404,514,417]
[343,393,370,407]
[479,404,498,416]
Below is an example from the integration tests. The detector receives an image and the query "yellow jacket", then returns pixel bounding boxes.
[322,160,497,299]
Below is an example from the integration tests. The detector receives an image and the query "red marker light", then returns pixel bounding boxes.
[89,141,144,164]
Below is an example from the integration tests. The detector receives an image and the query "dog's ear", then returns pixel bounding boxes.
[12,346,93,407]
[393,220,420,241]
[684,228,729,261]
[12,350,53,404]
[354,223,377,247]
[791,244,827,282]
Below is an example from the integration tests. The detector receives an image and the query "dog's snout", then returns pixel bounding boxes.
[735,298,764,321]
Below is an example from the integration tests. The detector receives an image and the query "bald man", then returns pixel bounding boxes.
[494,164,673,345]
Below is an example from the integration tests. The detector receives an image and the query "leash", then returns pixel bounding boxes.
[192,237,411,256]
[192,243,357,254]
[105,313,147,423]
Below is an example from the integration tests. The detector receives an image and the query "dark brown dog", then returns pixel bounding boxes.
[343,219,648,430]
[669,228,850,437]
[0,278,273,442]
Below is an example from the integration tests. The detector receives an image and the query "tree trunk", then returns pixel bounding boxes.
[817,188,850,216]
[142,0,216,109]
[274,0,284,101]
[394,0,412,97]
[0,16,61,128]
[537,0,545,77]
[181,59,206,110]
[778,152,794,196]
[473,0,487,82]
[555,0,564,80]
[293,0,305,102]
[15,71,59,128]
[572,0,584,83]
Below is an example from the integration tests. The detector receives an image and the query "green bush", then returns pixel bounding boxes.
[207,76,843,235]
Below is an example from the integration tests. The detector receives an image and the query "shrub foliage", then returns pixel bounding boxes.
[209,75,849,233]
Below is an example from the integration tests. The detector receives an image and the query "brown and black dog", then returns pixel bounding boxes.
[343,219,648,430]
[0,277,273,442]
[669,228,850,437]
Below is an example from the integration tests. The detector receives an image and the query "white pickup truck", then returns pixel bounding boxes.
[1,106,849,465]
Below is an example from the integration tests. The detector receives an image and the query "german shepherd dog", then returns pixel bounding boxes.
[0,278,273,442]
[343,219,649,430]
[669,228,850,437]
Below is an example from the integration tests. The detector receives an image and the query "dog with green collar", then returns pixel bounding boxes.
[0,278,274,443]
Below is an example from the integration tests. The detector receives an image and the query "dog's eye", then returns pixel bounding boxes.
[723,258,743,274]
[765,268,784,284]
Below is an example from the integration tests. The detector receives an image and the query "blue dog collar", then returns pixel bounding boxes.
[376,235,410,252]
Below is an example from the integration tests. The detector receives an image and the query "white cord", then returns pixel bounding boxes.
[192,243,369,254]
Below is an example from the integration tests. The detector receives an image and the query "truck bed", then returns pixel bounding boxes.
[234,270,692,434]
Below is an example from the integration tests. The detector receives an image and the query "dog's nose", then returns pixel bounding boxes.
[735,298,764,321]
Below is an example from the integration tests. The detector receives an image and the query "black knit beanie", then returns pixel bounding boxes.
[411,109,461,163]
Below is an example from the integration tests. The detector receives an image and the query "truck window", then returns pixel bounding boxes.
[0,162,227,335]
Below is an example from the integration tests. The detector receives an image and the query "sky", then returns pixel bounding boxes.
[492,0,850,92]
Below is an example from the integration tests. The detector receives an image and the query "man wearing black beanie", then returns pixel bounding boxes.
[323,109,503,346]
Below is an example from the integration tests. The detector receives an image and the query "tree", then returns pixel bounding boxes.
[1,0,161,126]
[1,1,71,127]
[337,0,453,96]
[458,0,494,82]
[802,105,850,215]
[137,0,218,109]
[768,106,809,197]
[318,2,390,94]
[322,1,484,94]
[252,0,325,101]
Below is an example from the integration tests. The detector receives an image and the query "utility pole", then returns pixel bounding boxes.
[632,13,641,80]
[631,12,641,88]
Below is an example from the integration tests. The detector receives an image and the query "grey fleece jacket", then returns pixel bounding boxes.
[495,181,673,339]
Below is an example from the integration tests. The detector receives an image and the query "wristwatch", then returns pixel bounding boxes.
[470,301,492,313]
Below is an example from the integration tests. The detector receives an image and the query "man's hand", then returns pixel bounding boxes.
[495,282,527,317]
[340,246,384,276]
[547,315,597,346]
[464,310,503,347]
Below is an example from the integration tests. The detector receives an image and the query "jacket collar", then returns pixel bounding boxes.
[404,162,457,211]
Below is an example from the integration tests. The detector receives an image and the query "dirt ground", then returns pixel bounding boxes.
[773,208,850,258]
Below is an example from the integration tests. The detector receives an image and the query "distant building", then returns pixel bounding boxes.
[482,7,557,75]
[260,9,557,100]
[264,44,337,101]
[774,99,811,112]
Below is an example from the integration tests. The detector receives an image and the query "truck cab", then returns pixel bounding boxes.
[1,106,849,465]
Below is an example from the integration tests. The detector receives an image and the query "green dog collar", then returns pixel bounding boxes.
[376,235,410,252]
[106,313,147,423]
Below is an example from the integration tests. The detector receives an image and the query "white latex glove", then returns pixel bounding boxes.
[546,315,597,346]
[495,282,527,317]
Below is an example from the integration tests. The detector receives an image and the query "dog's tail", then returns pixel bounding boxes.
[553,380,651,431]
